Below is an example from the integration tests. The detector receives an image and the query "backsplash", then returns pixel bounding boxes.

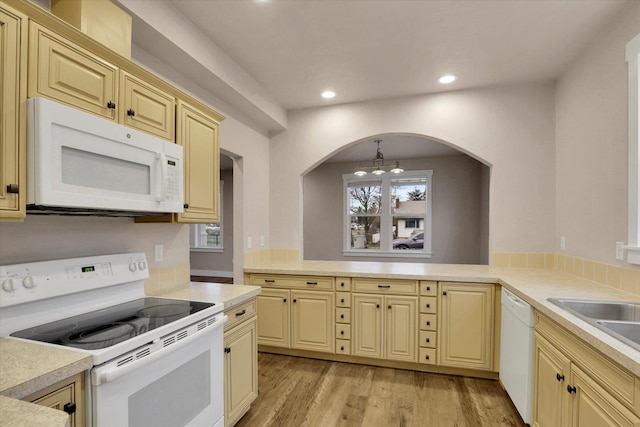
[145,264,191,295]
[244,249,300,266]
[493,252,640,297]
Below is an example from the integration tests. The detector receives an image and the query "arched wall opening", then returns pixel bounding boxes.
[302,133,490,264]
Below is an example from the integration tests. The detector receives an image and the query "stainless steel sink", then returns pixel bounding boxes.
[548,298,640,351]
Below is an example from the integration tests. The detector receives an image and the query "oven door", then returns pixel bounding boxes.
[90,315,226,427]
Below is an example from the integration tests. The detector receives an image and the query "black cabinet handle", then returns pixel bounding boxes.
[426,286,431,291]
[340,282,345,287]
[6,184,19,194]
[426,304,430,308]
[293,299,297,303]
[340,314,345,319]
[567,385,576,394]
[426,321,431,326]
[376,304,380,308]
[127,108,135,117]
[183,203,189,209]
[341,298,345,303]
[224,347,231,354]
[63,403,76,415]
[556,373,565,382]
[235,309,246,317]
[426,338,430,343]
[265,279,275,283]
[283,298,287,302]
[340,330,344,335]
[306,281,318,285]
[443,291,447,296]
[378,285,391,289]
[387,305,391,309]
[425,355,430,360]
[341,346,345,351]
[107,101,116,109]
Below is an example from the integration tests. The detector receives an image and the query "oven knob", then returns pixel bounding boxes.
[2,279,16,293]
[138,260,147,270]
[129,262,137,272]
[22,276,36,289]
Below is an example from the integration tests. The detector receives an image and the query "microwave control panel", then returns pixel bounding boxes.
[166,159,181,202]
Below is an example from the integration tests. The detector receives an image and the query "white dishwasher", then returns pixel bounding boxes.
[500,287,535,425]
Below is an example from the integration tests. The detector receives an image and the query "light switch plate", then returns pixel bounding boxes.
[154,244,163,262]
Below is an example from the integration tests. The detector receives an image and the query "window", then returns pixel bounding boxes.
[627,34,640,264]
[190,181,224,251]
[343,170,432,257]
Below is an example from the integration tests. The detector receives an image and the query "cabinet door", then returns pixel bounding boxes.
[0,5,25,219]
[438,282,494,370]
[570,365,640,427]
[385,296,418,362]
[119,71,175,140]
[291,290,335,353]
[30,373,85,427]
[176,100,220,222]
[533,333,571,427]
[257,289,290,348]
[29,22,117,120]
[224,317,258,427]
[352,294,383,359]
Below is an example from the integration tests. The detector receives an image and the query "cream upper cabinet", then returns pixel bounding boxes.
[0,4,26,220]
[257,288,290,348]
[352,293,418,362]
[29,22,118,120]
[438,282,495,370]
[176,100,220,223]
[533,332,572,427]
[224,315,258,427]
[119,71,175,140]
[291,290,335,353]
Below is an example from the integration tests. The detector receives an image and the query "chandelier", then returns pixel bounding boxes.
[354,140,404,176]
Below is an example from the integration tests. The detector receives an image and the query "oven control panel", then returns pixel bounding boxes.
[0,253,149,308]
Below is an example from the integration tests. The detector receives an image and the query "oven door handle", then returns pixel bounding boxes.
[92,314,227,386]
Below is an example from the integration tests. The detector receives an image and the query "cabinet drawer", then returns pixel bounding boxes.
[419,313,437,331]
[224,298,257,332]
[336,339,351,355]
[419,296,437,314]
[336,324,351,340]
[420,281,437,296]
[251,274,334,290]
[336,277,352,291]
[419,330,436,348]
[419,347,437,365]
[352,278,418,295]
[336,308,351,324]
[336,292,351,308]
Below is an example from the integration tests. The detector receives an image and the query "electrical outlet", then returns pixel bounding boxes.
[616,241,625,260]
[154,244,164,262]
[260,236,265,247]
[560,236,566,251]
[248,237,252,249]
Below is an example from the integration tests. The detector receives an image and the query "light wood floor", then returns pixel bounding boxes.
[235,353,525,427]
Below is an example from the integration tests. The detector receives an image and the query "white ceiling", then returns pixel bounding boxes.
[122,0,628,159]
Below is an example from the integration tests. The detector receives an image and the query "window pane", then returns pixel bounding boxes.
[391,178,426,250]
[348,183,382,215]
[350,216,380,249]
[200,223,221,248]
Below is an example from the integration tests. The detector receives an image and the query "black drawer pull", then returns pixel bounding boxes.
[127,109,135,117]
[235,309,247,317]
[340,331,344,335]
[265,279,275,283]
[426,304,430,308]
[378,285,391,289]
[426,338,430,343]
[107,101,116,109]
[426,321,431,326]
[387,305,391,309]
[306,281,318,285]
[63,403,76,415]
[341,299,345,303]
[293,299,297,303]
[341,346,345,351]
[283,298,287,302]
[340,314,345,319]
[567,385,576,394]
[556,373,565,382]
[376,304,380,308]
[6,184,19,194]
[425,355,430,360]
[224,347,231,354]
[443,291,447,296]
[184,203,189,209]
[426,286,431,291]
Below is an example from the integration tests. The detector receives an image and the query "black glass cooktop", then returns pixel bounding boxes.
[11,297,215,350]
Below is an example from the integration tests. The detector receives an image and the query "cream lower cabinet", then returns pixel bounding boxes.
[352,293,417,362]
[224,304,258,427]
[533,315,640,427]
[0,4,26,220]
[438,282,494,370]
[27,373,85,427]
[257,286,335,354]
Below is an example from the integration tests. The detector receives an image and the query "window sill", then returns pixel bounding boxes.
[342,250,433,259]
[625,245,640,265]
[190,247,224,253]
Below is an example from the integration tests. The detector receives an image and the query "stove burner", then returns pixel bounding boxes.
[32,322,79,337]
[138,304,192,319]
[62,322,137,349]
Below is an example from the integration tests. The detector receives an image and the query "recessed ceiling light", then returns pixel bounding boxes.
[439,75,457,84]
[321,90,336,99]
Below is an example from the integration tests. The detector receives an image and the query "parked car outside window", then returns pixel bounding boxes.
[393,233,424,249]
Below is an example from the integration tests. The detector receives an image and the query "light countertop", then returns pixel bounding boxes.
[154,282,262,308]
[245,260,640,376]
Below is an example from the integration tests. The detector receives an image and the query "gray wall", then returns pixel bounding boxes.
[190,168,234,276]
[303,155,489,264]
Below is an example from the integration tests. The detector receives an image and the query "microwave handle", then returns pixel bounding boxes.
[156,152,168,202]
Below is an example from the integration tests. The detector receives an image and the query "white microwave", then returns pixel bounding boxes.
[27,97,184,216]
